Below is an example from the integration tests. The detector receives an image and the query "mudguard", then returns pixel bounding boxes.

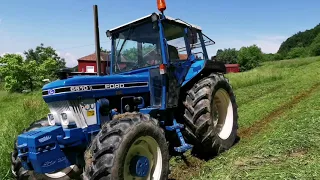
[182,60,226,87]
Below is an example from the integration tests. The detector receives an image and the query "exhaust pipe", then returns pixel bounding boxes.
[93,5,102,76]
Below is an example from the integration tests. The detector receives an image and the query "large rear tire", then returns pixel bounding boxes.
[181,73,238,158]
[11,119,82,180]
[82,112,170,180]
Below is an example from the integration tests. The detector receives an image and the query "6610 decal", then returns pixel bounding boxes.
[70,85,92,92]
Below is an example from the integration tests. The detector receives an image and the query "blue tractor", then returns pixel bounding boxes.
[11,2,238,180]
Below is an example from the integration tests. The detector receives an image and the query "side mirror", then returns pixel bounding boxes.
[187,27,198,45]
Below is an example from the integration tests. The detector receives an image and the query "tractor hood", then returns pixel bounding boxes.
[42,74,149,103]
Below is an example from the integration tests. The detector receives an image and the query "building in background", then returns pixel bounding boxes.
[77,52,110,74]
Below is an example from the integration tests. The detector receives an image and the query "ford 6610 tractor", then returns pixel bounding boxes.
[11,1,238,179]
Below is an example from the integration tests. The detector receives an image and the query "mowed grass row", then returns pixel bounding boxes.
[228,56,320,129]
[195,76,320,179]
[169,56,320,179]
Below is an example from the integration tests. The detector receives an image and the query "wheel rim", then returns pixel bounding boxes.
[45,165,75,178]
[212,88,234,140]
[124,136,162,180]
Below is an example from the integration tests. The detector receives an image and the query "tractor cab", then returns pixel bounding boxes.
[107,13,214,75]
[106,13,216,109]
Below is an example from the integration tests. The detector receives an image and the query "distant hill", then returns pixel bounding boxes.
[278,23,320,55]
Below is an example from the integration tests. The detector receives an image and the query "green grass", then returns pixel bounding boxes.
[1,57,320,179]
[0,91,48,179]
[169,56,320,180]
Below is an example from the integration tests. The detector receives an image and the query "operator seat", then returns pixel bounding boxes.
[168,45,180,60]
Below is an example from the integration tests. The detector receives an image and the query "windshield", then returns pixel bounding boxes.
[111,21,161,74]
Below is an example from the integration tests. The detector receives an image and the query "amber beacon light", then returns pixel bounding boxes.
[157,0,166,12]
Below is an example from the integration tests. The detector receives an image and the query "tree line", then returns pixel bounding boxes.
[213,23,320,72]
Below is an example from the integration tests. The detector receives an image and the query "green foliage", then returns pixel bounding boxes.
[100,47,108,52]
[24,43,65,69]
[237,45,263,71]
[273,53,285,61]
[286,47,309,59]
[215,48,238,64]
[262,53,284,61]
[278,23,320,56]
[122,45,155,61]
[262,53,275,62]
[309,34,320,56]
[0,44,65,93]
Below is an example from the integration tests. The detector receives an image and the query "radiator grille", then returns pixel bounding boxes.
[47,99,94,128]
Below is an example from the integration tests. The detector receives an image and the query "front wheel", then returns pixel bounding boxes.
[82,112,169,180]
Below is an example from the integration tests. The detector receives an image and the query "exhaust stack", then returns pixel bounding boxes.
[93,5,102,76]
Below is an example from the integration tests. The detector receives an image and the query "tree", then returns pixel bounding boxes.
[122,45,155,61]
[278,24,320,56]
[286,47,308,59]
[24,43,66,69]
[0,54,28,92]
[215,48,238,64]
[309,34,320,56]
[237,45,263,71]
[262,53,276,62]
[273,53,285,61]
[100,47,108,53]
[0,45,66,93]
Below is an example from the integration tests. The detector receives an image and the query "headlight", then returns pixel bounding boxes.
[47,113,56,125]
[60,111,74,126]
[61,113,68,120]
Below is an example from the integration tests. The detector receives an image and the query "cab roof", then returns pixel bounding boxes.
[108,13,202,33]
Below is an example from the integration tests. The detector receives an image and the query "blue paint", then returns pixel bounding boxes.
[43,87,149,103]
[158,14,168,110]
[139,107,158,114]
[96,98,111,126]
[129,156,150,177]
[165,119,193,153]
[181,59,206,86]
[198,31,209,60]
[110,109,119,119]
[183,27,192,57]
[43,74,148,90]
[110,38,115,75]
[17,126,72,173]
[17,125,100,174]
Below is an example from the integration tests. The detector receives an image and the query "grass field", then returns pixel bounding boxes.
[169,56,320,179]
[0,57,320,179]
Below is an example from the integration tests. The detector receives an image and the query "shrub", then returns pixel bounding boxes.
[286,47,308,59]
[215,48,238,64]
[237,45,264,71]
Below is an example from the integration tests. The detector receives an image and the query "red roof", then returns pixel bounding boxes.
[78,52,110,62]
[225,64,239,68]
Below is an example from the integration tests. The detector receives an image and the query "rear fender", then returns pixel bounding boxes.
[181,60,226,87]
